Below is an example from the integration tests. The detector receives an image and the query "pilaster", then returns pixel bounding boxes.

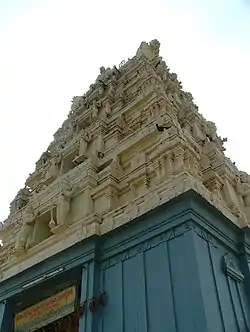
[0,300,12,332]
[169,226,209,332]
[238,227,250,307]
[79,239,101,332]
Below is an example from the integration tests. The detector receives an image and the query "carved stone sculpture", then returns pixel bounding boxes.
[90,100,100,119]
[53,180,75,229]
[95,67,113,87]
[81,131,91,151]
[47,153,62,180]
[155,60,169,81]
[107,83,115,100]
[71,96,85,112]
[14,204,37,252]
[89,84,96,94]
[9,187,30,215]
[150,39,160,55]
[73,129,92,164]
[136,39,160,61]
[203,121,227,152]
[36,151,50,170]
[166,73,182,103]
[111,65,120,81]
[119,84,126,105]
[182,91,194,104]
[96,67,106,83]
[236,172,250,217]
[103,99,112,118]
[214,137,227,152]
[63,116,77,140]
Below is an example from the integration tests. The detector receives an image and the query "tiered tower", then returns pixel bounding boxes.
[0,39,249,282]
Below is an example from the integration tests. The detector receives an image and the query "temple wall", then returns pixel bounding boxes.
[0,190,250,331]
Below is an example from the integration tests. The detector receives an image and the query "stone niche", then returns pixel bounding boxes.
[61,149,78,175]
[29,210,54,248]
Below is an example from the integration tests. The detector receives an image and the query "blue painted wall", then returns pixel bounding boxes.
[1,190,250,332]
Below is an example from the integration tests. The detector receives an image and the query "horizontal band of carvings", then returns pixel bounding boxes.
[222,253,244,283]
[0,173,245,283]
[3,160,94,228]
[0,213,101,284]
[101,222,195,270]
[100,172,243,237]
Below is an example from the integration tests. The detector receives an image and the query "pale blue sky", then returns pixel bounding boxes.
[0,0,249,221]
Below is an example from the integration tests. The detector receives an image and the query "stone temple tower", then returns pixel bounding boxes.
[0,40,250,332]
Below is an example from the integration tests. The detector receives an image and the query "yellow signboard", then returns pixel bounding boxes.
[14,286,76,332]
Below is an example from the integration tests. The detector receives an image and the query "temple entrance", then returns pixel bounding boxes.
[36,312,79,332]
[14,286,79,332]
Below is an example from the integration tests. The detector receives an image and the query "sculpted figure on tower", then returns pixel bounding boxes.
[155,59,169,81]
[71,96,85,113]
[14,203,38,252]
[36,151,50,170]
[236,172,250,218]
[136,39,160,60]
[9,187,30,215]
[54,180,76,228]
[73,129,92,164]
[203,121,227,152]
[47,153,62,180]
[90,100,100,119]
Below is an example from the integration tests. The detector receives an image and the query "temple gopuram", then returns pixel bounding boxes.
[0,40,250,332]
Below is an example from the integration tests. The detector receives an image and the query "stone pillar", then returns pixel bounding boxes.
[155,158,164,181]
[85,162,98,188]
[222,177,240,217]
[84,186,94,216]
[95,134,104,158]
[105,185,119,211]
[203,171,223,199]
[165,153,173,178]
[129,183,137,200]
